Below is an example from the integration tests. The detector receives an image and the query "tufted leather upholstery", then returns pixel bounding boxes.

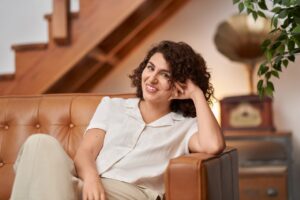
[0,93,239,200]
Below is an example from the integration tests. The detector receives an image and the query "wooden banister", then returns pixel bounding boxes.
[52,0,70,44]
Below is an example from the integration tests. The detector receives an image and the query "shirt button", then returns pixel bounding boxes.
[36,124,40,129]
[69,124,74,128]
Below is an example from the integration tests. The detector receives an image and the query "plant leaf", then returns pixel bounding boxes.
[273,61,282,71]
[271,70,280,78]
[265,49,273,61]
[245,1,254,10]
[238,2,245,13]
[257,80,263,91]
[266,71,272,79]
[277,32,288,41]
[261,39,271,50]
[272,7,282,13]
[272,16,279,28]
[291,48,300,54]
[278,44,286,54]
[278,10,288,18]
[265,86,274,97]
[258,0,268,10]
[267,81,275,91]
[292,24,300,34]
[288,54,296,62]
[233,0,240,4]
[252,11,258,20]
[257,10,266,18]
[274,0,282,5]
[271,41,281,50]
[283,59,289,67]
[287,40,295,51]
[258,64,269,75]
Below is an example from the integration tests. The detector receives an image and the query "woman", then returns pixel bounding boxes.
[11,41,225,200]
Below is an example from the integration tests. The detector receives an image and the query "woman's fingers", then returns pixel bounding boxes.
[169,81,190,100]
[100,193,106,200]
[175,82,185,94]
[82,183,105,200]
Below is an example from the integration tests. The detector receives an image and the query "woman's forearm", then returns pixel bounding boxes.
[74,129,105,181]
[74,149,99,181]
[192,89,225,154]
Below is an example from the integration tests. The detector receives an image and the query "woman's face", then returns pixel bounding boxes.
[141,52,173,104]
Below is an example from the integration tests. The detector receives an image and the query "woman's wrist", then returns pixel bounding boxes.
[190,87,205,102]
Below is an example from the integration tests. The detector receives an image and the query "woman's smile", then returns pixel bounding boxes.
[145,84,158,93]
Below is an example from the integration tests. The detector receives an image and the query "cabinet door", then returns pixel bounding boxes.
[240,174,287,200]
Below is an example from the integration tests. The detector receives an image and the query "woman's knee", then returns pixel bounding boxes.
[24,133,60,149]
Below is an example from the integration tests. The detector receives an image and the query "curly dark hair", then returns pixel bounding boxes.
[129,40,214,117]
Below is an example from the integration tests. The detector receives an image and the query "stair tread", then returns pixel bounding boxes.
[11,43,48,52]
[44,12,79,20]
[0,73,15,81]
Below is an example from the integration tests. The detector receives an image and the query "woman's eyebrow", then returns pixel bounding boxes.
[160,70,171,74]
[148,61,155,67]
[148,61,170,73]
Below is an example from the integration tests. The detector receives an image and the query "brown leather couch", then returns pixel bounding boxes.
[0,93,239,200]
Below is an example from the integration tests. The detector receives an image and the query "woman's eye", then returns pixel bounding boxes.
[162,73,170,79]
[146,65,154,70]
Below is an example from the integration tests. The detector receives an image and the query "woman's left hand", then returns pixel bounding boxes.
[169,79,202,100]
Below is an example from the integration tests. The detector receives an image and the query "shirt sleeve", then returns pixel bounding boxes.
[183,119,198,154]
[85,96,111,133]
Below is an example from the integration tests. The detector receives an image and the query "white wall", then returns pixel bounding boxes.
[91,0,300,198]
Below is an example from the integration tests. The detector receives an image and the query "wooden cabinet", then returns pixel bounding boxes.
[239,166,287,200]
[225,131,292,200]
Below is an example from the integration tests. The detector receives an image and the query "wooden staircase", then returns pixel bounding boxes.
[0,0,189,95]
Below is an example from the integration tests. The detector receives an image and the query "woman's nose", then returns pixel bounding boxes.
[149,74,158,83]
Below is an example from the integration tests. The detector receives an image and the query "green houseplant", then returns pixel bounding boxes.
[233,0,300,97]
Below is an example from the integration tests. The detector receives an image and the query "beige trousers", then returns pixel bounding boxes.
[10,134,160,200]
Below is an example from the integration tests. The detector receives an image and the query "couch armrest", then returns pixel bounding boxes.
[164,147,239,200]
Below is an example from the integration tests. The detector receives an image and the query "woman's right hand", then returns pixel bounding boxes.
[82,177,106,200]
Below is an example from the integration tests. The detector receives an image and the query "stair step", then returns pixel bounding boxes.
[44,12,79,21]
[11,43,48,52]
[0,73,15,81]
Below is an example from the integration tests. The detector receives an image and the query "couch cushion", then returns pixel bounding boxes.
[0,93,134,200]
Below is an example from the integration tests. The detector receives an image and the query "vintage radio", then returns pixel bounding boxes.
[220,95,275,131]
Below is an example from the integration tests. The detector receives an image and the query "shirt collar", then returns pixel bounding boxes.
[125,98,186,127]
[125,98,144,124]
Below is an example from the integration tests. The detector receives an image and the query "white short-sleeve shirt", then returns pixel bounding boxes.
[86,97,198,196]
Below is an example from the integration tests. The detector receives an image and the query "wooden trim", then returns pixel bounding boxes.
[87,48,119,66]
[11,43,48,51]
[0,73,15,81]
[44,12,79,21]
[45,58,103,93]
[52,0,70,44]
